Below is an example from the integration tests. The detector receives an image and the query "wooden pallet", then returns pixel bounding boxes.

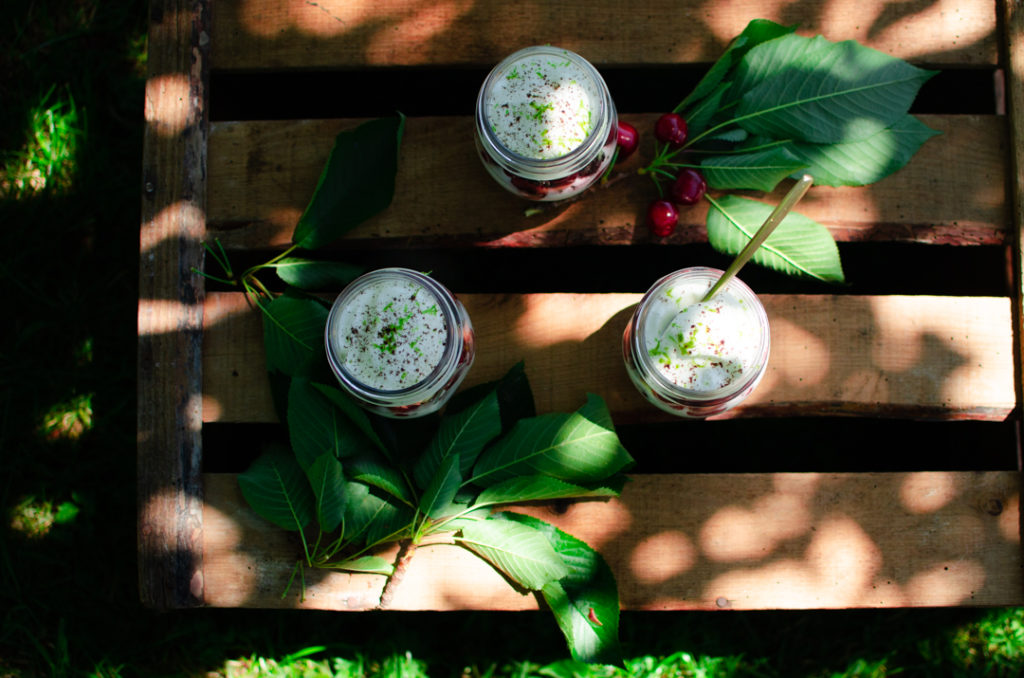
[139,0,1024,612]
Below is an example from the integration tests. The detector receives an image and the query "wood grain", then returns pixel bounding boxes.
[138,0,211,609]
[210,0,997,70]
[206,114,1008,250]
[202,291,1016,423]
[1005,0,1024,427]
[202,470,1023,610]
[142,0,1024,614]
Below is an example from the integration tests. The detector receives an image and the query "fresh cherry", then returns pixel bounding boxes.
[646,200,678,237]
[669,168,707,205]
[616,121,639,160]
[654,113,688,147]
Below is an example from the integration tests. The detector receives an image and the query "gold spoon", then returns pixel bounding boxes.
[702,173,814,302]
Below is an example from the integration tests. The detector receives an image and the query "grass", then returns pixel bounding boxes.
[2,0,1024,676]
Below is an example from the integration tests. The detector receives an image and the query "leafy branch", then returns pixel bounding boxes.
[241,360,633,666]
[213,112,631,665]
[218,23,941,664]
[194,114,406,306]
[634,18,940,284]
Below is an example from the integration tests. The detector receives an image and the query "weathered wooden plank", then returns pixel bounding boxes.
[137,0,211,609]
[210,0,997,70]
[201,470,1023,610]
[206,114,1007,250]
[1005,0,1024,441]
[202,292,1016,424]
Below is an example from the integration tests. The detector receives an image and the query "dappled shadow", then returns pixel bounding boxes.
[599,470,1020,609]
[137,0,1021,620]
[187,279,1020,611]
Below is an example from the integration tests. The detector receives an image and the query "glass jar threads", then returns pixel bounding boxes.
[475,45,618,201]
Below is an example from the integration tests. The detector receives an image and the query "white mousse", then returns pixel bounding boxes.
[485,51,599,159]
[329,276,447,391]
[643,279,763,391]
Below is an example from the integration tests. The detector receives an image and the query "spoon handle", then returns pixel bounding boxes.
[702,174,814,302]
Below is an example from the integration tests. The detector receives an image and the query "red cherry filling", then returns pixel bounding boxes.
[509,172,578,198]
[654,113,688,147]
[669,168,707,205]
[577,154,605,178]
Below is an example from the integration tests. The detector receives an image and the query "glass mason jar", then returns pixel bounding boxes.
[474,45,618,202]
[325,268,475,418]
[622,267,770,418]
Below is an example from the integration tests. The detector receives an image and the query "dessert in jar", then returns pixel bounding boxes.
[475,45,618,201]
[325,268,475,418]
[622,267,770,418]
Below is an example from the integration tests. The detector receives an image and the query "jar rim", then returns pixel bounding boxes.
[325,267,463,403]
[475,45,613,175]
[631,267,770,402]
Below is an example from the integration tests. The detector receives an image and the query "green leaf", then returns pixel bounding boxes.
[700,147,807,192]
[498,512,623,665]
[431,503,492,533]
[239,447,315,531]
[413,389,502,490]
[446,361,535,434]
[683,82,730,139]
[677,19,796,114]
[266,370,292,425]
[273,258,365,291]
[710,128,751,144]
[418,452,462,519]
[365,499,415,546]
[305,452,347,533]
[288,379,374,470]
[346,453,413,505]
[262,292,330,379]
[729,33,937,143]
[292,114,406,250]
[475,475,622,508]
[782,114,941,186]
[311,382,390,457]
[343,482,414,547]
[706,193,845,283]
[334,555,395,575]
[574,392,618,432]
[469,394,633,488]
[460,518,569,590]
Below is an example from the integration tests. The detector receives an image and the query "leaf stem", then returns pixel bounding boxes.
[240,243,300,282]
[281,560,303,600]
[190,267,237,286]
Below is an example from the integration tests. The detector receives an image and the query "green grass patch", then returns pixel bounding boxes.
[0,85,83,198]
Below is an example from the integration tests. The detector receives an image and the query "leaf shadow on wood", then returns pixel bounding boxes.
[151,0,1015,618]
[193,286,1019,611]
[486,292,1021,610]
[524,469,1022,611]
